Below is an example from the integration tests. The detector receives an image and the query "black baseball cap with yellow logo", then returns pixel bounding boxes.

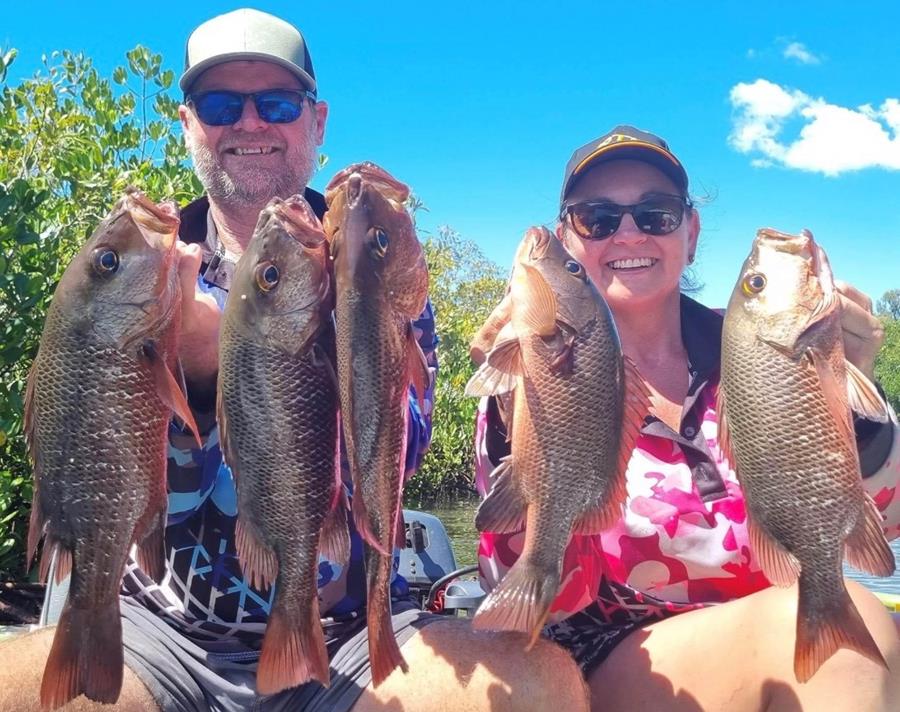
[560,125,689,207]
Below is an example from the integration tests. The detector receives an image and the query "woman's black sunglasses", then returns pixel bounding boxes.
[561,194,691,240]
[186,89,317,126]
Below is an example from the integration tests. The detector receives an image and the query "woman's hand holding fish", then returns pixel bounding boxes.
[836,280,885,382]
[176,242,221,398]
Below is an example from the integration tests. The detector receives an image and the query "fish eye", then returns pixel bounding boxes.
[92,248,120,275]
[564,260,586,279]
[742,273,767,296]
[368,227,389,257]
[255,262,280,292]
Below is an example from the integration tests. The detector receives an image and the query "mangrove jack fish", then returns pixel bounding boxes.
[718,227,894,682]
[466,226,650,647]
[25,189,199,709]
[323,162,430,686]
[217,195,347,693]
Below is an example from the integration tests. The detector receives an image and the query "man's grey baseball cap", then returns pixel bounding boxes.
[180,8,317,95]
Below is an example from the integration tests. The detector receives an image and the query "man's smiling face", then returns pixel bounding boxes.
[179,60,328,208]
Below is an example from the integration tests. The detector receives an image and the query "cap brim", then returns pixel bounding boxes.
[179,53,316,94]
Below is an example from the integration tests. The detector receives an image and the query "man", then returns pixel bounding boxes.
[0,9,588,711]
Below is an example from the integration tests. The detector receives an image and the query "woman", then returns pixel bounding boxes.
[474,125,900,711]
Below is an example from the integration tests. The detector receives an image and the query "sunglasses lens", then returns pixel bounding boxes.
[633,198,684,235]
[192,92,243,126]
[571,205,622,240]
[255,90,304,123]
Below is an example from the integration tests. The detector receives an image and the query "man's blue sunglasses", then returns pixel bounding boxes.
[186,89,317,126]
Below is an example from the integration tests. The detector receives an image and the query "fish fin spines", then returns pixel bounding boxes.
[141,340,201,448]
[844,360,889,422]
[320,496,350,566]
[465,361,518,397]
[715,385,735,466]
[844,494,895,577]
[235,518,277,590]
[472,559,557,649]
[41,601,123,709]
[475,459,527,533]
[26,489,44,574]
[749,518,801,586]
[351,493,391,556]
[257,604,330,694]
[794,580,887,683]
[134,508,167,583]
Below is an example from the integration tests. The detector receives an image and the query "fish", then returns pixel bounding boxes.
[718,227,895,682]
[323,162,430,686]
[24,188,199,709]
[216,194,348,693]
[465,226,650,647]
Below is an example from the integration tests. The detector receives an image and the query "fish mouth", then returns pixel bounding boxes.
[124,189,180,249]
[756,227,815,257]
[606,257,657,271]
[272,197,326,249]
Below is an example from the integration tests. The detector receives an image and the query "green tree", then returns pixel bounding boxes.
[876,289,900,320]
[874,299,900,412]
[0,46,201,578]
[405,227,507,502]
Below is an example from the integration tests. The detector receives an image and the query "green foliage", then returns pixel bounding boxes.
[875,300,900,412]
[876,289,900,321]
[405,227,507,501]
[0,46,201,578]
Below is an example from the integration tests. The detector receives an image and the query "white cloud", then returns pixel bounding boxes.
[728,79,900,175]
[783,41,821,65]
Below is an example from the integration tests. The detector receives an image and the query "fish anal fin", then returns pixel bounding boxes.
[257,604,330,693]
[844,494,895,577]
[26,488,44,573]
[794,580,887,683]
[471,559,557,649]
[749,518,800,587]
[235,517,277,591]
[513,263,558,337]
[351,494,391,556]
[140,340,201,448]
[474,458,527,534]
[844,359,889,422]
[320,491,350,566]
[134,507,167,583]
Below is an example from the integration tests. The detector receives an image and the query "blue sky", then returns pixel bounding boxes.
[4,2,900,308]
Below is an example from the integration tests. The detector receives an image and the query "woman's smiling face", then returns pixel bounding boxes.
[558,159,699,316]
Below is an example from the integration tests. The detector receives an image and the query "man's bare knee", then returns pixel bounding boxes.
[0,627,159,712]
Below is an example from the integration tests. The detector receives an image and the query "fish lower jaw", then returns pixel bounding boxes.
[607,258,657,270]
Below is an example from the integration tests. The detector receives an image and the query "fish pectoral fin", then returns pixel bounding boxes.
[844,493,895,577]
[465,333,523,397]
[474,458,526,533]
[235,517,278,590]
[844,359,889,422]
[406,325,430,413]
[749,518,800,586]
[807,349,856,445]
[513,263,558,337]
[140,340,202,448]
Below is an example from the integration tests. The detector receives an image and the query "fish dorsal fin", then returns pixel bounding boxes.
[513,263,557,338]
[474,458,526,533]
[844,359,889,422]
[406,323,430,414]
[749,517,801,586]
[140,340,201,448]
[844,493,895,577]
[716,384,734,466]
[573,355,651,534]
[807,350,856,446]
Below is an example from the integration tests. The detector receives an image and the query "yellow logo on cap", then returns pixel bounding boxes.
[597,134,638,149]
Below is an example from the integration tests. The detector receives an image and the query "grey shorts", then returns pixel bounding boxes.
[120,597,440,712]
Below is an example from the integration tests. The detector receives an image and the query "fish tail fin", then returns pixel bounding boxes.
[795,578,887,683]
[844,494,896,578]
[472,559,557,649]
[257,604,330,694]
[41,601,123,709]
[367,591,407,687]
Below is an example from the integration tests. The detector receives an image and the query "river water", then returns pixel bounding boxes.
[416,497,900,596]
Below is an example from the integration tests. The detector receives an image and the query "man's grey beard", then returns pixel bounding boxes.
[188,140,317,208]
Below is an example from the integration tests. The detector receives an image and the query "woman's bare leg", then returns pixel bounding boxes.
[0,627,159,712]
[587,580,900,712]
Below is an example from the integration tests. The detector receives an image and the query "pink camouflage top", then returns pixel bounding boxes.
[475,296,900,630]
